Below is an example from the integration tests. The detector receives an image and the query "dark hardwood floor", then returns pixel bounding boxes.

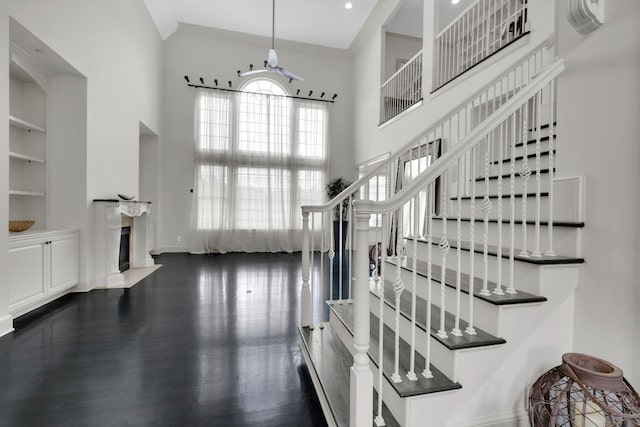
[0,253,327,427]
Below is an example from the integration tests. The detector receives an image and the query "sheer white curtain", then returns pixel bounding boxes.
[189,83,328,253]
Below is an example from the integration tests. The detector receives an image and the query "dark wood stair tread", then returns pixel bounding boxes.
[375,279,506,350]
[432,217,584,228]
[298,326,401,427]
[515,134,556,148]
[491,150,554,165]
[329,302,462,398]
[474,168,553,181]
[456,192,549,200]
[410,238,585,265]
[385,257,547,306]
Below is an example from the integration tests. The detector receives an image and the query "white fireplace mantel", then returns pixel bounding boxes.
[93,200,155,288]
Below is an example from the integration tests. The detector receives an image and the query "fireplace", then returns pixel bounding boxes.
[93,200,155,288]
[119,226,131,272]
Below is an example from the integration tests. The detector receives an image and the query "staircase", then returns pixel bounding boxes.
[299,37,584,427]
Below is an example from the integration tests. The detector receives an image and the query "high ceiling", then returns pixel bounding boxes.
[142,0,380,49]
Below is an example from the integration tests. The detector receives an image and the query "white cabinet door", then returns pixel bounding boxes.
[50,234,79,293]
[8,242,46,313]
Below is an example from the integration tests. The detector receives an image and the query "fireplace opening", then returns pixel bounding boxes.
[119,226,131,272]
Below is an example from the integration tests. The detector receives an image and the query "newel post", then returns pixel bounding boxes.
[301,210,312,328]
[350,203,373,427]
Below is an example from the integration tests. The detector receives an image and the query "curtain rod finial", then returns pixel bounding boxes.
[199,77,204,85]
[332,93,338,100]
[184,75,190,83]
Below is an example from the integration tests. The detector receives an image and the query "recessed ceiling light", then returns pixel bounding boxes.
[451,0,460,4]
[345,2,353,10]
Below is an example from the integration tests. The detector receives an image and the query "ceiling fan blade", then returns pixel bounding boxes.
[240,69,270,77]
[274,67,304,82]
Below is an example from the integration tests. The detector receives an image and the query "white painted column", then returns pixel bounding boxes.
[350,206,373,427]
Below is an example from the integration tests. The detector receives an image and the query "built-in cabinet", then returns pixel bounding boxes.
[7,23,85,319]
[8,230,79,317]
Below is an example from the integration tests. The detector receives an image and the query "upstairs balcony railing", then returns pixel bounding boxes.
[380,49,423,124]
[433,0,529,91]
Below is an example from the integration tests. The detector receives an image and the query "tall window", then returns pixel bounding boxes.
[191,80,328,253]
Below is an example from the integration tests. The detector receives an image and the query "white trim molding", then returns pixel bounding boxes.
[92,201,155,289]
[0,314,15,338]
[565,0,604,35]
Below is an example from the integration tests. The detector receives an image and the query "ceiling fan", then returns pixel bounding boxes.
[240,0,304,81]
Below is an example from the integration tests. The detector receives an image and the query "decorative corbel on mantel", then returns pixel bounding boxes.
[565,0,604,35]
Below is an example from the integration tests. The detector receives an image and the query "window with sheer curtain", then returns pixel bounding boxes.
[190,80,329,253]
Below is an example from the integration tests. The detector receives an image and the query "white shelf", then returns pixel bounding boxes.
[9,151,46,164]
[9,115,46,133]
[9,190,46,197]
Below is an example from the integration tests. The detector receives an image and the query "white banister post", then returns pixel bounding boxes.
[301,211,313,328]
[350,204,373,427]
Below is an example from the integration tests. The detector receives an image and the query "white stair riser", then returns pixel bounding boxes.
[369,292,457,381]
[401,241,547,295]
[453,195,551,222]
[470,172,550,197]
[380,265,502,336]
[485,153,553,179]
[423,219,580,257]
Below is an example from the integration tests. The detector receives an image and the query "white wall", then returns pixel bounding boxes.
[555,1,640,385]
[384,33,422,81]
[351,0,556,165]
[0,0,12,337]
[158,24,354,251]
[9,0,163,200]
[7,0,163,289]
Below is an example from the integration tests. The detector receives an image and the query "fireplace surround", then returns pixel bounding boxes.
[93,200,154,288]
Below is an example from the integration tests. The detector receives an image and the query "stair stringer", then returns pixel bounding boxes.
[400,264,579,427]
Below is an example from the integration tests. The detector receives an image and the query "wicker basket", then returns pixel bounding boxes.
[9,220,35,232]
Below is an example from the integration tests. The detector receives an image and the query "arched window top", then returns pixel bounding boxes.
[241,78,288,97]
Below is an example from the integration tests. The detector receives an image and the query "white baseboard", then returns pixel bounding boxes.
[447,409,529,427]
[155,246,189,254]
[0,314,15,338]
[71,280,93,293]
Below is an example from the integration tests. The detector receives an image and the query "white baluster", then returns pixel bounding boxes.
[408,196,419,380]
[320,211,326,322]
[520,91,531,257]
[467,147,478,335]
[438,169,449,339]
[301,211,312,327]
[533,90,542,257]
[329,212,335,300]
[349,195,354,300]
[494,121,505,296]
[507,112,517,295]
[391,258,404,383]
[545,80,556,256]
[375,214,387,427]
[452,157,463,337]
[481,137,492,297]
[422,182,434,379]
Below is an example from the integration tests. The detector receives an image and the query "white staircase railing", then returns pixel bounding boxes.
[349,57,564,427]
[434,0,529,91]
[380,49,423,123]
[300,36,553,330]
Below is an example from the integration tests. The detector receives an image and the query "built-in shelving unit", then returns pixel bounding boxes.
[9,51,48,228]
[9,151,46,164]
[9,114,46,133]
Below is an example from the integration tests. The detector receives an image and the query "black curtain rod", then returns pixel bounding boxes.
[186,83,336,104]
